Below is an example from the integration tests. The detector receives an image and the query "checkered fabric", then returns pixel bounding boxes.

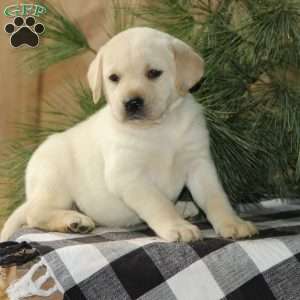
[11,201,300,300]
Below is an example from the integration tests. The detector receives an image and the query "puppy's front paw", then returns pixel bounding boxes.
[66,214,95,234]
[157,221,202,242]
[213,216,257,239]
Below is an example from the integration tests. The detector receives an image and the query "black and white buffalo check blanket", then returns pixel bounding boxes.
[5,200,300,300]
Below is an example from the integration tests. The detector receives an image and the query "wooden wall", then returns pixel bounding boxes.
[0,0,41,141]
[0,0,110,142]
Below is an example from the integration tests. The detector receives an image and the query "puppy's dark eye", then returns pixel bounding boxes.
[109,74,120,83]
[147,69,163,80]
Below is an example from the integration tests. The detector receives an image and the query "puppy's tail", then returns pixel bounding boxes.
[1,203,28,241]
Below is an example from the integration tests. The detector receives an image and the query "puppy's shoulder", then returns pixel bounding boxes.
[66,105,109,136]
[178,95,209,145]
[183,94,204,114]
[179,94,206,128]
[32,106,110,156]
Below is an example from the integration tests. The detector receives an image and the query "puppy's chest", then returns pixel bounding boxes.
[109,131,190,199]
[147,145,186,195]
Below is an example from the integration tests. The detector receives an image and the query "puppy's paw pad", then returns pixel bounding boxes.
[67,215,95,234]
[217,218,258,239]
[159,222,202,243]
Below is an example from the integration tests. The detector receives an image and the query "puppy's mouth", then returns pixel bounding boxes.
[121,109,164,126]
[126,111,146,121]
[113,101,168,125]
[124,110,167,126]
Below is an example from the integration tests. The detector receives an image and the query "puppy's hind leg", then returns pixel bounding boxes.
[26,191,95,234]
[27,205,95,234]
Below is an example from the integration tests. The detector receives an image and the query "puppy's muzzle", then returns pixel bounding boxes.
[124,97,144,119]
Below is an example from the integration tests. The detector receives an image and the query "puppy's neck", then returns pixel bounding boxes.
[165,95,185,116]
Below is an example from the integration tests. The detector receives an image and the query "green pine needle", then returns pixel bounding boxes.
[131,0,197,43]
[22,0,95,72]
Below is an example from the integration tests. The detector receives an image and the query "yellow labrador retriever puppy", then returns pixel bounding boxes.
[1,27,257,242]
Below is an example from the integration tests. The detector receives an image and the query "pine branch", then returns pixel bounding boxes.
[131,0,197,42]
[22,0,95,72]
[242,0,300,66]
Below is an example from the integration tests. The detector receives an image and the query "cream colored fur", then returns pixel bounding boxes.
[1,27,257,242]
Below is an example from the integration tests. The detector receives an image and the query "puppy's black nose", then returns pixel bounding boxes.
[125,97,144,116]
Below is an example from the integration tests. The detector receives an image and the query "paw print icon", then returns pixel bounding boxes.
[4,16,45,48]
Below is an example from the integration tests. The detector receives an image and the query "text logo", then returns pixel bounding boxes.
[4,4,47,17]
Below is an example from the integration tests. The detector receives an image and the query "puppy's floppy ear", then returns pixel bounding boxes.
[87,49,103,104]
[171,38,204,95]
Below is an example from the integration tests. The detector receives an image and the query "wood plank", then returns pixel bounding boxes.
[0,1,41,142]
[0,1,42,228]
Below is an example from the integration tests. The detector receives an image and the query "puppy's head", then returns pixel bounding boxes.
[88,27,204,123]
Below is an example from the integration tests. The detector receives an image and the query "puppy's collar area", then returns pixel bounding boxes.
[152,95,186,125]
[166,96,185,115]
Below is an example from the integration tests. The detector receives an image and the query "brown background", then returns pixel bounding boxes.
[0,0,114,143]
